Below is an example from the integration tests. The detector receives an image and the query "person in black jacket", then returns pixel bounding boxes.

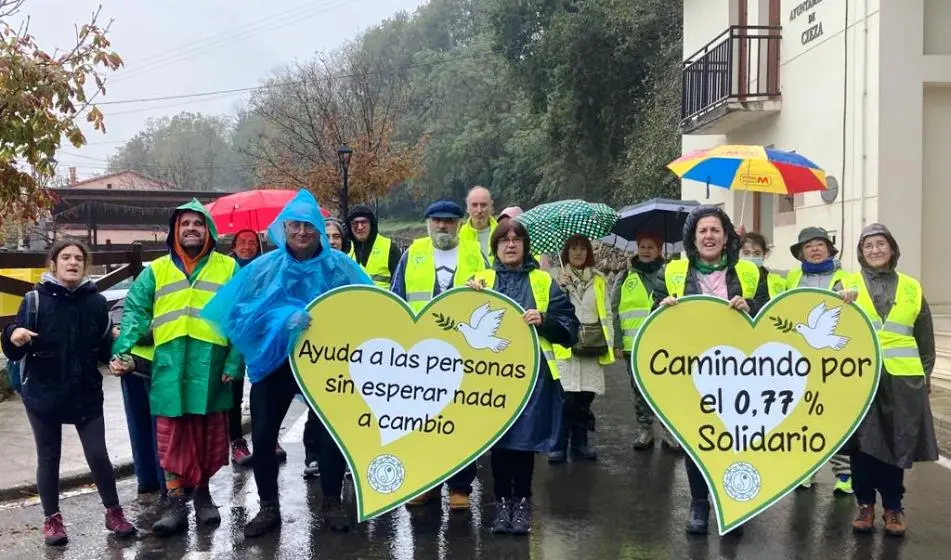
[1,241,136,546]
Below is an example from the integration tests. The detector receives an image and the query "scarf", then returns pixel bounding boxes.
[802,257,836,274]
[632,258,663,274]
[693,255,728,274]
[173,220,211,276]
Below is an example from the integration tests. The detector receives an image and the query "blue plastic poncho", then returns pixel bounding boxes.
[202,190,372,383]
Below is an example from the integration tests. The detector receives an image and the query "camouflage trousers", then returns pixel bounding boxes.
[627,359,655,428]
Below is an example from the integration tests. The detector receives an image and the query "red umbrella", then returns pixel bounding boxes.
[205,189,331,235]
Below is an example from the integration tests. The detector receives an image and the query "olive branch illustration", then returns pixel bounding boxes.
[769,315,795,333]
[432,312,458,331]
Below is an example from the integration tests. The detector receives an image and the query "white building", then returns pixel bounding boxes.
[678,0,951,380]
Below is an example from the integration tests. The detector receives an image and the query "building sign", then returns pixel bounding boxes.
[782,0,846,63]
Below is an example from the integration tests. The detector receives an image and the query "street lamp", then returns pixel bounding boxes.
[337,143,353,219]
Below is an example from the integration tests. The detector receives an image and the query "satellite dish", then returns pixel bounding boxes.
[821,176,839,204]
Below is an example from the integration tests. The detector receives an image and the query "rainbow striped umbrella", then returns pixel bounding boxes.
[666,145,827,195]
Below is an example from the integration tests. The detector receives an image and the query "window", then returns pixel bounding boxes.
[106,183,112,189]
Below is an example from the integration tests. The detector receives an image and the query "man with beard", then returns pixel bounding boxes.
[111,200,241,537]
[346,204,401,288]
[390,200,488,510]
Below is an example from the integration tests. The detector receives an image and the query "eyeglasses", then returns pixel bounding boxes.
[351,219,371,227]
[286,221,316,233]
[499,237,524,246]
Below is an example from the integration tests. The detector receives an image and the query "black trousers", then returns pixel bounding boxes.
[304,410,322,464]
[229,376,245,442]
[491,449,535,500]
[250,362,345,502]
[685,456,709,504]
[851,452,905,510]
[26,409,119,517]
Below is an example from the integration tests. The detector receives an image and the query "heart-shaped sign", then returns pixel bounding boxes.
[291,286,539,521]
[632,288,881,534]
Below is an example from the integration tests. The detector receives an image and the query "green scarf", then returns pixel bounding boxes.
[693,255,728,274]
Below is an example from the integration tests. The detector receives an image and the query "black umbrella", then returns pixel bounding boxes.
[608,198,700,245]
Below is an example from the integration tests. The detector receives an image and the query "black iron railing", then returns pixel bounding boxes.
[681,25,782,127]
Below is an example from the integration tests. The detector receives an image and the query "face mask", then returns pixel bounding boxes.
[742,255,764,267]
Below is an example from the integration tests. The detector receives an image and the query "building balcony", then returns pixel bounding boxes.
[681,25,782,135]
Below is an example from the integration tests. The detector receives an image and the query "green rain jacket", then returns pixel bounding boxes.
[112,199,242,418]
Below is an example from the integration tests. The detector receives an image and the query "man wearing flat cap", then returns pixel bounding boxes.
[390,200,488,511]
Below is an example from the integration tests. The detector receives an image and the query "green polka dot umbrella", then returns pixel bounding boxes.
[513,199,620,256]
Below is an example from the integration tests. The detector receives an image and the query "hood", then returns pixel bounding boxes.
[267,189,329,253]
[167,198,218,253]
[39,272,97,296]
[856,222,900,271]
[324,216,352,254]
[681,205,741,266]
[346,204,378,238]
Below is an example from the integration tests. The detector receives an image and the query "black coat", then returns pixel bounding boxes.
[1,278,112,423]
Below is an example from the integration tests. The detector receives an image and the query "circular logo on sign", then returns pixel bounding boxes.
[367,454,405,494]
[723,462,761,502]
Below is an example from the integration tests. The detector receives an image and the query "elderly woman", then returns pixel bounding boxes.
[839,223,937,537]
[653,206,769,536]
[548,234,614,463]
[467,219,578,537]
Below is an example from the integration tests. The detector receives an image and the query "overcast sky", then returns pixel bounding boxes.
[17,0,429,180]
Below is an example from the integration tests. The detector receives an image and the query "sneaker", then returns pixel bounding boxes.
[834,474,853,495]
[244,501,281,538]
[231,439,252,466]
[104,505,136,537]
[275,444,288,464]
[303,460,321,479]
[632,427,654,451]
[510,498,532,535]
[883,509,906,537]
[491,499,512,534]
[43,512,68,546]
[851,503,875,533]
[547,450,567,464]
[448,490,470,511]
[322,497,351,532]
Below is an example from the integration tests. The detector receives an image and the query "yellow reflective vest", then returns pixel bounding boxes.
[472,268,560,380]
[459,217,497,262]
[767,271,786,298]
[552,274,614,365]
[785,267,850,291]
[403,237,486,313]
[349,235,393,289]
[131,343,154,362]
[617,270,653,352]
[843,272,925,376]
[664,258,761,299]
[149,253,237,347]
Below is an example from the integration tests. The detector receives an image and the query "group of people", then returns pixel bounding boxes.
[0,185,936,547]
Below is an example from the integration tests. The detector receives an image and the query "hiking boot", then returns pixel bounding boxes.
[322,497,351,532]
[686,500,710,535]
[570,429,598,461]
[406,489,438,507]
[303,460,321,479]
[660,430,681,451]
[632,426,654,451]
[43,512,68,546]
[491,499,512,534]
[547,450,567,464]
[883,509,906,537]
[851,503,875,533]
[231,438,252,467]
[510,498,532,535]
[104,506,136,537]
[833,474,853,495]
[152,496,189,537]
[193,486,221,526]
[275,444,288,464]
[449,490,471,511]
[244,501,281,538]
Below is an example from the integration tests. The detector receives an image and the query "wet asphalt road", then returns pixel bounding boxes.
[2,365,951,559]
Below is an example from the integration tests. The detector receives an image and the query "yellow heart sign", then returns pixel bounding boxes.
[290,286,539,521]
[632,288,881,534]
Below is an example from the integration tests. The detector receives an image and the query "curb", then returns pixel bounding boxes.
[0,416,253,504]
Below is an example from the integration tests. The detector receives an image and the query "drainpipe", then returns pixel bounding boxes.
[858,0,869,228]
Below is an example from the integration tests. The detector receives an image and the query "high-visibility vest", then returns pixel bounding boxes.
[459,217,497,262]
[403,237,486,313]
[131,343,154,362]
[552,274,615,365]
[664,258,760,299]
[767,271,786,299]
[349,235,393,289]
[785,267,850,291]
[617,269,652,352]
[843,272,924,376]
[472,268,560,380]
[150,253,236,347]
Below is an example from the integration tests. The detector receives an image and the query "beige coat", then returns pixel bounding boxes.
[553,266,613,395]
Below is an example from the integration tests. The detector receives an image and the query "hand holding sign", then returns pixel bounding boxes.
[632,288,881,534]
[291,286,539,521]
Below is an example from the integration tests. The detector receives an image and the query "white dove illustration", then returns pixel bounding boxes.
[795,302,850,351]
[457,303,510,352]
